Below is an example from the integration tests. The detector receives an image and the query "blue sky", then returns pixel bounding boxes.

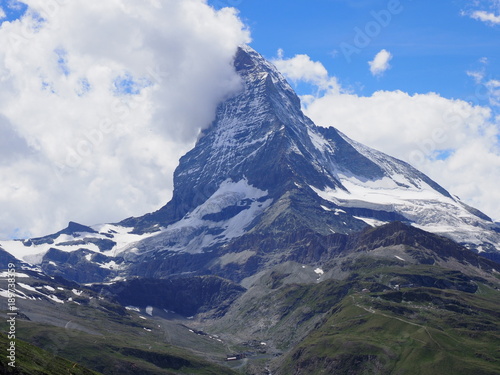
[210,0,500,107]
[0,0,27,22]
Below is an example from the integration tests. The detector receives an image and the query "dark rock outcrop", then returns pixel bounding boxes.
[96,276,246,317]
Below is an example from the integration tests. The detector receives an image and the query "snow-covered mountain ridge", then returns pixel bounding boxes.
[1,45,499,282]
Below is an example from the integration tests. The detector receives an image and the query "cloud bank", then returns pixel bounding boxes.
[0,0,249,239]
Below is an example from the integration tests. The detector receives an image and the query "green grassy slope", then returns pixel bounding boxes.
[0,320,237,375]
[0,283,237,375]
[0,332,101,375]
[276,263,500,375]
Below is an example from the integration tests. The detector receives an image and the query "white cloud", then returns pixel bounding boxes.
[0,7,6,19]
[479,56,489,64]
[0,0,250,239]
[272,50,341,93]
[486,79,500,106]
[470,10,500,24]
[467,64,500,108]
[368,49,392,76]
[467,70,485,84]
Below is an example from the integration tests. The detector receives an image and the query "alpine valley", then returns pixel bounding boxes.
[1,46,499,375]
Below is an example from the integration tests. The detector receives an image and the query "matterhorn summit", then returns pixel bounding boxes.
[1,45,499,283]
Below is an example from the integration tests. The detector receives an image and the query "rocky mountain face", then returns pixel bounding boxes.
[1,45,500,375]
[95,276,245,318]
[2,45,497,284]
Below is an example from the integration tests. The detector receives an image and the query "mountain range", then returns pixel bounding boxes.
[1,46,499,375]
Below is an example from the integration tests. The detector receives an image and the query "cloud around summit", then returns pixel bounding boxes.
[0,0,249,239]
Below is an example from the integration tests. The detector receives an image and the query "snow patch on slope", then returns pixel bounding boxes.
[311,173,496,247]
[354,216,389,227]
[125,178,272,255]
[308,128,333,153]
[92,224,162,256]
[0,223,162,264]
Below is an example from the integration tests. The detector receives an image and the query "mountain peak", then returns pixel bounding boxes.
[124,45,328,230]
[117,46,498,257]
[234,45,302,111]
[2,45,498,282]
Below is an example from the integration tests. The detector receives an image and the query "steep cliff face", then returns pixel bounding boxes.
[95,276,246,317]
[123,46,470,236]
[112,45,499,281]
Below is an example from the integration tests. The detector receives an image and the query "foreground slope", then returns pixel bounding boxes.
[0,264,240,375]
[205,223,500,374]
[2,222,499,374]
[276,281,500,375]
